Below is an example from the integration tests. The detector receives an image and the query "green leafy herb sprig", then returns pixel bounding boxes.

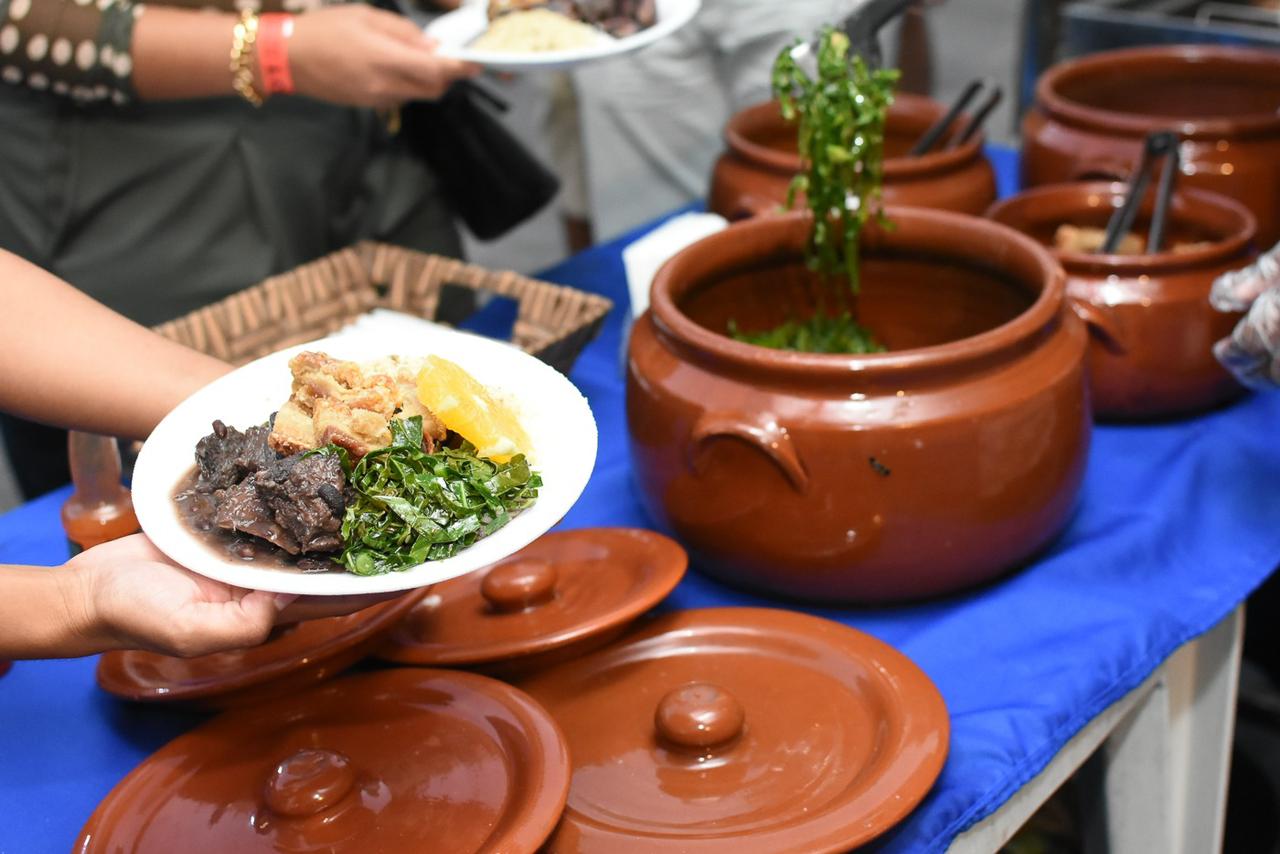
[772,28,899,293]
[314,416,541,576]
[727,29,898,356]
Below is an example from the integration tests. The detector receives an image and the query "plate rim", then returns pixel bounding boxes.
[131,328,598,596]
[426,0,702,69]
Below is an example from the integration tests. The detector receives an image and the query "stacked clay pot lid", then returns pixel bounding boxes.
[378,528,687,673]
[76,668,571,854]
[518,607,950,853]
[96,593,423,707]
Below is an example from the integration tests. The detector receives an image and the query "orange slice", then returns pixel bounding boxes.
[415,355,530,462]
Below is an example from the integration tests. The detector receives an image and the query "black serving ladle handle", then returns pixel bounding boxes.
[952,83,1003,148]
[1101,131,1178,255]
[910,79,982,156]
[840,0,916,68]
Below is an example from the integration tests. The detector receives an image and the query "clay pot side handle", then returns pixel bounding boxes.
[689,413,809,494]
[1068,298,1126,355]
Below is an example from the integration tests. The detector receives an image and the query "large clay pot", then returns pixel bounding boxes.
[709,94,997,221]
[626,208,1091,603]
[988,183,1256,420]
[1022,45,1280,245]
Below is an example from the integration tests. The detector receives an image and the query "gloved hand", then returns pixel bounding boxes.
[1211,241,1280,389]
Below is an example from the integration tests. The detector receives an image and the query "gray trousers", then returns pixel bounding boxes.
[570,0,850,241]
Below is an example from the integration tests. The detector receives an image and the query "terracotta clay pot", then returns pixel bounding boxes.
[1022,45,1280,245]
[626,208,1091,603]
[988,183,1256,420]
[709,94,997,221]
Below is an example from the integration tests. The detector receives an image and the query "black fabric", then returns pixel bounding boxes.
[399,83,560,241]
[0,413,69,500]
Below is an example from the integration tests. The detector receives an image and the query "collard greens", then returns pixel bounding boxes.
[314,417,542,576]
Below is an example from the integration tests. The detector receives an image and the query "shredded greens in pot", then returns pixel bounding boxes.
[729,28,898,355]
[727,313,885,354]
[312,417,542,576]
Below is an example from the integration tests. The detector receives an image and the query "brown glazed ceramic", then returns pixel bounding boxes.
[75,669,571,854]
[95,592,423,708]
[518,607,949,853]
[709,94,997,221]
[377,528,687,676]
[988,183,1256,419]
[627,208,1090,602]
[1022,45,1280,244]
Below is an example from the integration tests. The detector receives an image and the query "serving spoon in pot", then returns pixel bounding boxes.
[789,0,917,74]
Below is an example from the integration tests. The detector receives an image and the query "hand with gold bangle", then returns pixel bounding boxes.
[129,4,478,106]
[229,8,264,106]
[228,8,298,106]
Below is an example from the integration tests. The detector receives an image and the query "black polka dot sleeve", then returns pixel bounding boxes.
[0,0,140,105]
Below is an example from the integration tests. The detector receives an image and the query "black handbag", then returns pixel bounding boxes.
[398,81,562,241]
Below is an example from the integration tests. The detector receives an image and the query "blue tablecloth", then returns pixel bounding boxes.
[3,148,1280,853]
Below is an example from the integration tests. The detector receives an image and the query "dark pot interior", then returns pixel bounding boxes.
[987,183,1256,270]
[1057,65,1280,120]
[678,252,1034,354]
[1039,47,1280,131]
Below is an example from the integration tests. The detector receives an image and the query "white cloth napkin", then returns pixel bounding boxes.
[622,212,728,317]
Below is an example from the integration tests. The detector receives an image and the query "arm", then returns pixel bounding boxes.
[0,250,229,441]
[2,0,478,107]
[1,536,402,659]
[0,254,401,660]
[0,538,289,659]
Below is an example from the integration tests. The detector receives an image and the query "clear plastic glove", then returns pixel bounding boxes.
[1211,240,1280,389]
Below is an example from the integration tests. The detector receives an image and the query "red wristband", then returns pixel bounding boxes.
[258,13,295,96]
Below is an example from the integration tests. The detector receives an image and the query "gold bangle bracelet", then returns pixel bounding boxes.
[229,9,263,107]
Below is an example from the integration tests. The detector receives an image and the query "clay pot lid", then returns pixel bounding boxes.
[95,592,423,703]
[518,607,949,853]
[378,528,687,667]
[75,668,571,854]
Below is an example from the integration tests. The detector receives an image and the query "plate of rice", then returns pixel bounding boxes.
[427,0,700,71]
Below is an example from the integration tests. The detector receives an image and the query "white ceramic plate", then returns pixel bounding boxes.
[132,325,597,596]
[427,0,701,72]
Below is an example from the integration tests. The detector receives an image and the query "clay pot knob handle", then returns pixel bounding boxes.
[481,560,558,612]
[655,683,745,750]
[264,749,356,818]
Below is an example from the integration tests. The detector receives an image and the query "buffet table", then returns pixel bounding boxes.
[2,148,1280,853]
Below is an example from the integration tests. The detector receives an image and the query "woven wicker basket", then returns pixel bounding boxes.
[153,243,613,374]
